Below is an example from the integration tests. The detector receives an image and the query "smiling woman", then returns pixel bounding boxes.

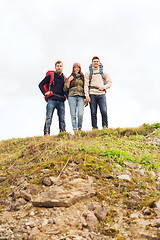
[64,63,85,132]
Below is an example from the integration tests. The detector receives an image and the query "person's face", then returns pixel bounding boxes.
[92,59,100,68]
[55,63,63,74]
[74,66,80,74]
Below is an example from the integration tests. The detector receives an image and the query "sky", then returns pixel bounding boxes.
[0,0,160,140]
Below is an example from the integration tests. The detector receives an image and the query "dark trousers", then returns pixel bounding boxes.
[89,94,108,129]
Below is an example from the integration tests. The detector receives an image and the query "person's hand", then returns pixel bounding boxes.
[85,100,88,107]
[67,76,74,88]
[86,96,91,102]
[99,86,105,91]
[45,91,51,96]
[85,96,91,107]
[68,76,74,82]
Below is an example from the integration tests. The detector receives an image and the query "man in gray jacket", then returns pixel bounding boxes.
[84,56,112,129]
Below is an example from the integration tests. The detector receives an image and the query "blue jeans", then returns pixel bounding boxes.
[89,94,108,128]
[68,96,85,130]
[44,99,65,135]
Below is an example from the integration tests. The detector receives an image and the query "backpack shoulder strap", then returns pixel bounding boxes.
[63,75,66,81]
[99,63,106,84]
[49,72,54,91]
[89,64,93,86]
[46,70,55,83]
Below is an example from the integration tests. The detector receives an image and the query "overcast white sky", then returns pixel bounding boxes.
[0,0,160,140]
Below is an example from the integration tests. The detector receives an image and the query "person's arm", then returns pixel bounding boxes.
[38,75,51,95]
[63,78,69,92]
[68,76,74,88]
[99,73,112,91]
[63,75,74,92]
[84,71,91,103]
[103,73,112,90]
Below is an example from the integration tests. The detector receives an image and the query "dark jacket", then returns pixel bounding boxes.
[39,72,66,101]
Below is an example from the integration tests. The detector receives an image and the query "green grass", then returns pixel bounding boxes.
[0,123,160,209]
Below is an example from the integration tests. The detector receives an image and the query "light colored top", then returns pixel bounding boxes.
[84,67,112,97]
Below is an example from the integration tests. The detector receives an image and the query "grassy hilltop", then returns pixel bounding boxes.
[0,123,160,239]
[0,123,160,196]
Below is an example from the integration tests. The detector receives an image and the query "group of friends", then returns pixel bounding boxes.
[39,56,112,135]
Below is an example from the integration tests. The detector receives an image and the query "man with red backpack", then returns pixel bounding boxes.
[39,60,66,135]
[84,56,112,129]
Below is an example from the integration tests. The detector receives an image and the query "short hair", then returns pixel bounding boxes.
[92,56,100,62]
[55,60,63,67]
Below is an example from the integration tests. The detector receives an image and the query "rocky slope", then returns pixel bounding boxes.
[0,124,160,240]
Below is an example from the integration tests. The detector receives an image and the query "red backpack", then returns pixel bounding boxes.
[44,70,66,101]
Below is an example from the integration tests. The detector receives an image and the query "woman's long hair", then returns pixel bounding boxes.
[69,64,84,87]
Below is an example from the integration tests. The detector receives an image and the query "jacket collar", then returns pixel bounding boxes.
[54,71,63,79]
